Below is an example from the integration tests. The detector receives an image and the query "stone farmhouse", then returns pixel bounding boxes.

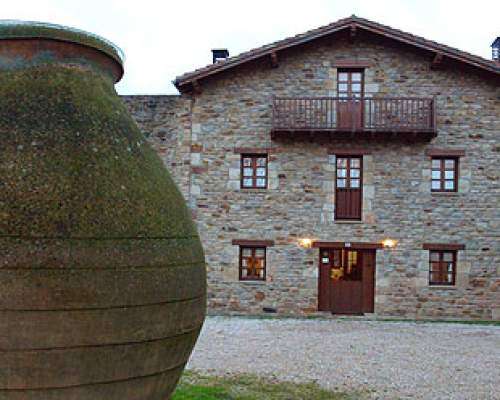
[123,16,500,320]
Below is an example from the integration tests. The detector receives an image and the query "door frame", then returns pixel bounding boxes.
[336,68,365,130]
[334,155,363,221]
[317,246,377,314]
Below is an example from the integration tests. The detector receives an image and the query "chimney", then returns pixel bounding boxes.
[212,49,229,63]
[492,37,500,61]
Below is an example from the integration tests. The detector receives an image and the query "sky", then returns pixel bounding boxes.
[1,0,498,95]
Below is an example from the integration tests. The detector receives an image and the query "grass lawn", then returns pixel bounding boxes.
[171,371,365,400]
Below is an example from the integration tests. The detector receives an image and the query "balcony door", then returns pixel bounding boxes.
[337,69,364,130]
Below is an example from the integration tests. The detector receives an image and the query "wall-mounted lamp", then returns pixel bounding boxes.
[298,238,313,248]
[382,238,397,248]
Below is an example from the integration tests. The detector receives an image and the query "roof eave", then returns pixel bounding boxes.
[174,17,500,92]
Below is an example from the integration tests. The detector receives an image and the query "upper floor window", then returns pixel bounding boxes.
[335,156,363,220]
[337,69,364,98]
[241,154,267,189]
[239,246,266,281]
[431,157,458,192]
[429,250,456,286]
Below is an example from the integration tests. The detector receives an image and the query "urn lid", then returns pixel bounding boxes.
[0,20,124,81]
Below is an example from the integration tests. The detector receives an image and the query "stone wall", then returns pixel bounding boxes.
[121,95,193,200]
[124,31,499,320]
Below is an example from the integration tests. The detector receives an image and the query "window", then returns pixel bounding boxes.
[239,246,266,281]
[429,250,456,286]
[431,158,458,192]
[337,69,364,130]
[335,156,362,220]
[337,69,364,98]
[241,154,267,189]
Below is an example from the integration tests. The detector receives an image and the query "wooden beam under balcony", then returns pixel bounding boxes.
[271,96,437,141]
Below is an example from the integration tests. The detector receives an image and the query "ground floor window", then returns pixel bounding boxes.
[429,250,456,285]
[239,246,266,281]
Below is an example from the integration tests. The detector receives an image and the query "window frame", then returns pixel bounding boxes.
[240,154,268,189]
[335,155,363,190]
[431,157,459,192]
[334,155,363,221]
[239,246,267,281]
[337,68,365,98]
[428,250,457,286]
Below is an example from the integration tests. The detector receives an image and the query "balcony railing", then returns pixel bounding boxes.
[272,96,436,139]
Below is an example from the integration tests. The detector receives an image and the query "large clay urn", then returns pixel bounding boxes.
[0,21,206,399]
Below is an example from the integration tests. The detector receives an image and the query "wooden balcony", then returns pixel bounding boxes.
[271,96,437,140]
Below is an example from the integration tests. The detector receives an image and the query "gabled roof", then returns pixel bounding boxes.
[174,15,499,92]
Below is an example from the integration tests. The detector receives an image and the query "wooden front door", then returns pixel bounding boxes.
[318,248,376,314]
[337,69,364,130]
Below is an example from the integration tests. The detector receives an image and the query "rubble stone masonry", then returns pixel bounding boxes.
[123,33,499,320]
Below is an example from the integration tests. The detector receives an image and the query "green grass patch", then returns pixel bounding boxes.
[172,371,365,400]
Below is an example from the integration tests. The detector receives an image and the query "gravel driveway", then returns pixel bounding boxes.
[187,316,500,400]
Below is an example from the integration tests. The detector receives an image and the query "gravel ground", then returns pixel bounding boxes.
[187,316,500,400]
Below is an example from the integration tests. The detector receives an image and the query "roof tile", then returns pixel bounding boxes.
[174,15,499,90]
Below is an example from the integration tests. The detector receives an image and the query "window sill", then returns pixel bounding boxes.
[334,220,363,224]
[428,285,457,290]
[239,189,269,193]
[431,192,459,197]
[238,280,267,285]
